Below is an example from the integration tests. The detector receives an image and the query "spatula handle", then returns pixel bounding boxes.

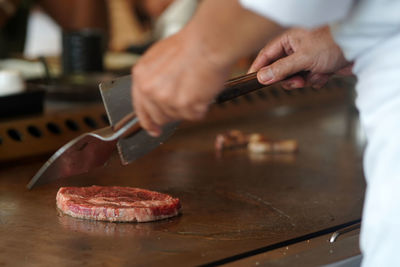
[215,72,264,104]
[113,72,264,137]
[113,112,141,138]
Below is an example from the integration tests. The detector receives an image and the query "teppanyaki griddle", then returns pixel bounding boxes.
[0,78,364,266]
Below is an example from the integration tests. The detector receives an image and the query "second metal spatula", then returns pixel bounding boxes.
[100,72,265,165]
[27,72,264,189]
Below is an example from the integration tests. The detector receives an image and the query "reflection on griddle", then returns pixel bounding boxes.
[57,209,181,237]
[216,149,297,164]
[248,153,297,164]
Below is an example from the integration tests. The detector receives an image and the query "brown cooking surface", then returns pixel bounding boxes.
[0,100,365,266]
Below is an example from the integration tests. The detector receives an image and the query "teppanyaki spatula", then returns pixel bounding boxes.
[27,72,264,189]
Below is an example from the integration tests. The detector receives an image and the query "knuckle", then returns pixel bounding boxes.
[152,116,164,125]
[132,67,153,95]
[182,107,206,121]
[297,53,311,69]
[192,111,206,121]
[258,47,267,57]
[259,49,271,61]
[176,99,191,110]
[181,112,196,121]
[281,81,292,90]
[140,84,153,95]
[138,117,150,131]
[132,65,143,78]
[268,65,280,80]
[195,103,208,113]
[157,90,172,102]
[272,60,294,80]
[131,65,136,75]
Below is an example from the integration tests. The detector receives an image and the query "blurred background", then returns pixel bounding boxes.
[0,0,199,103]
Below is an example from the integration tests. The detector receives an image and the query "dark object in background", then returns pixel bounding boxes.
[30,73,116,103]
[0,88,45,119]
[126,41,153,55]
[62,29,104,74]
[0,0,31,59]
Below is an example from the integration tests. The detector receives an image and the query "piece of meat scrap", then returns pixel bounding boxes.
[215,130,298,154]
[215,130,252,151]
[56,186,181,222]
[247,139,298,154]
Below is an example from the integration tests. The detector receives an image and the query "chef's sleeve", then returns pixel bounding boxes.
[239,0,354,28]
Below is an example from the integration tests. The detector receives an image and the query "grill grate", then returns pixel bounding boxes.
[0,104,108,162]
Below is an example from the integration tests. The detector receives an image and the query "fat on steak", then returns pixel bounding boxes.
[56,186,181,222]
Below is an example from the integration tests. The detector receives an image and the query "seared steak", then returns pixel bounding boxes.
[56,186,181,222]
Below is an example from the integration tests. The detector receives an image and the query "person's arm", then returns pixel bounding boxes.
[37,0,108,31]
[132,0,283,136]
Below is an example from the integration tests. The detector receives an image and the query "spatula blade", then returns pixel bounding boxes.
[100,75,179,165]
[27,130,116,189]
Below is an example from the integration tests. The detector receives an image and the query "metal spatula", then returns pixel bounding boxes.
[27,72,264,189]
[26,112,140,189]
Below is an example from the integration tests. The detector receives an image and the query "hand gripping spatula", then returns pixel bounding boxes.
[27,72,264,189]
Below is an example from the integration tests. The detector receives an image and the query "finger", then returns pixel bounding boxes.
[179,103,208,121]
[137,101,162,137]
[307,73,330,89]
[248,38,286,73]
[159,104,203,122]
[142,97,174,127]
[335,64,353,76]
[257,53,309,85]
[133,86,161,137]
[281,75,306,90]
[171,96,208,121]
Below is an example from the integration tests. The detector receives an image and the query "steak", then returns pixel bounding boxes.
[56,186,181,222]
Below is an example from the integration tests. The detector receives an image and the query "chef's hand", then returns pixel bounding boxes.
[132,28,229,137]
[249,26,352,90]
[131,0,283,137]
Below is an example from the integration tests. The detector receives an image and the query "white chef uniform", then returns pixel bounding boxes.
[239,0,400,266]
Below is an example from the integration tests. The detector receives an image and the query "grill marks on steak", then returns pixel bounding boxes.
[56,186,181,222]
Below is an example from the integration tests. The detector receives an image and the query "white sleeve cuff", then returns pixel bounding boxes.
[239,0,354,28]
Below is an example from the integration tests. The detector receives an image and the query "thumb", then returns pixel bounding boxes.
[257,54,309,85]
